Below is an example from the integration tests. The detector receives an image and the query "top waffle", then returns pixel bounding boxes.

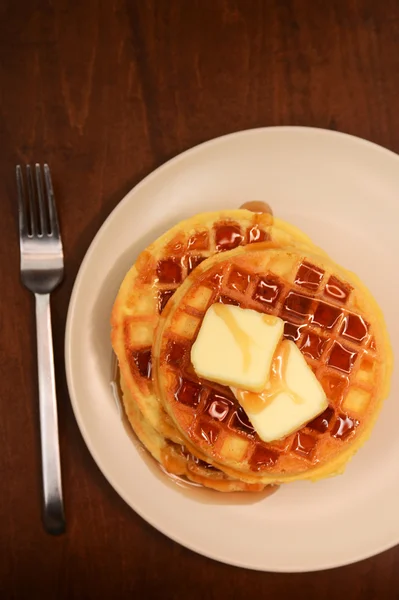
[153,244,393,485]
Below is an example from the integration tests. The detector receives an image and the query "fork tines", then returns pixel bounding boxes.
[16,164,60,239]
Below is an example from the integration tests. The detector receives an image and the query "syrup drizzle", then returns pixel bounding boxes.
[233,340,305,415]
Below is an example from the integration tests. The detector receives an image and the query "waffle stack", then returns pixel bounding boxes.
[111,208,392,491]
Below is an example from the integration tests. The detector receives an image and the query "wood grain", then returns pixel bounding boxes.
[1,0,399,597]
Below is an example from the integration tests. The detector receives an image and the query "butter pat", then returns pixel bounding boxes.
[233,341,328,442]
[191,304,284,392]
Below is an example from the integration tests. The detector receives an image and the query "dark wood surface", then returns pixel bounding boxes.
[1,0,399,598]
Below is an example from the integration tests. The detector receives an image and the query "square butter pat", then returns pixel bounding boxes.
[191,303,284,392]
[236,341,328,442]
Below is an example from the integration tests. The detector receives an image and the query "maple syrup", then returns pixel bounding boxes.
[332,414,359,439]
[214,224,244,251]
[327,342,358,373]
[247,226,269,243]
[239,201,273,215]
[157,258,182,283]
[295,262,324,290]
[158,289,174,313]
[133,349,152,379]
[249,445,279,470]
[227,268,251,293]
[234,340,304,416]
[291,431,317,458]
[175,378,202,407]
[324,276,352,303]
[307,407,334,433]
[254,276,282,306]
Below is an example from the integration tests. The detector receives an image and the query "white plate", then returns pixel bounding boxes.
[65,127,399,572]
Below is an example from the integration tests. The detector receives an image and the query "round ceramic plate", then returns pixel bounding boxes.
[65,127,398,572]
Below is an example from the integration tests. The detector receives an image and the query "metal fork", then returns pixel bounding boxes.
[16,164,65,535]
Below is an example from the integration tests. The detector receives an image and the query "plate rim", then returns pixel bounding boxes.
[65,126,399,572]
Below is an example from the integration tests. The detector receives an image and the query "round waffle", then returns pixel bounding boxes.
[153,243,393,485]
[111,209,320,439]
[111,209,323,489]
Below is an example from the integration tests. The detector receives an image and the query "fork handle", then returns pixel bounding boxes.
[35,293,65,535]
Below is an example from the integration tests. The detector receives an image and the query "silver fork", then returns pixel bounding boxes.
[16,164,65,535]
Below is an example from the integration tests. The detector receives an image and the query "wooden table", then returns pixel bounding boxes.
[1,1,398,597]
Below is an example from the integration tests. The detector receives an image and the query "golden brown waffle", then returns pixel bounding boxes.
[111,210,319,436]
[111,209,322,489]
[153,244,392,484]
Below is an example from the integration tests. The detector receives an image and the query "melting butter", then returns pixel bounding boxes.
[191,304,284,392]
[234,341,305,414]
[232,341,327,443]
[213,303,254,372]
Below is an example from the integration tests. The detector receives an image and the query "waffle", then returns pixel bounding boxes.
[111,209,324,489]
[153,243,393,485]
[111,210,320,436]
